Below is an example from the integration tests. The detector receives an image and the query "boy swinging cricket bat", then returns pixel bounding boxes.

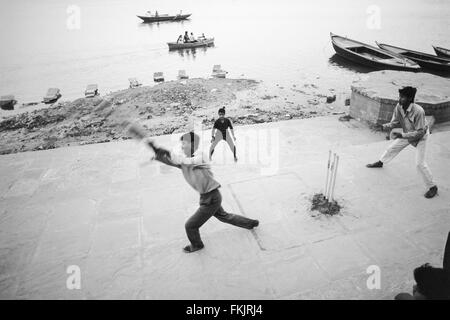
[127,123,259,253]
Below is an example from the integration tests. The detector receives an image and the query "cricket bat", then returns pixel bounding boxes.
[124,121,156,163]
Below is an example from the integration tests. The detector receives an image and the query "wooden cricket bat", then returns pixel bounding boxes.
[125,122,157,161]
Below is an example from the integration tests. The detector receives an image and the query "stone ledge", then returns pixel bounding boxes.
[350,71,450,124]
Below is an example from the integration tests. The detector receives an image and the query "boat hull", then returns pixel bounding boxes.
[330,34,420,72]
[137,14,191,23]
[43,94,61,104]
[0,100,16,110]
[377,43,450,72]
[168,38,214,50]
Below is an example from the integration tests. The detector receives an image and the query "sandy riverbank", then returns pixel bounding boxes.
[0,77,349,155]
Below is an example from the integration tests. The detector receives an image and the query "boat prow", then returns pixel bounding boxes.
[432,45,450,58]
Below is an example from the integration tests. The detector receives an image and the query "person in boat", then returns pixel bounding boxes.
[190,32,197,43]
[155,10,159,17]
[183,31,190,43]
[209,107,237,162]
[176,35,183,44]
[128,127,259,253]
[366,86,438,199]
[198,33,206,41]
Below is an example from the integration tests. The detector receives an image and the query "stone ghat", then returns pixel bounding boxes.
[350,70,450,124]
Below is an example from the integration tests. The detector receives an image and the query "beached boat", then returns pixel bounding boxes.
[128,78,142,88]
[43,88,61,104]
[0,95,16,110]
[432,46,450,58]
[168,38,214,50]
[211,65,227,78]
[178,70,189,80]
[377,42,450,72]
[85,84,99,98]
[137,12,191,23]
[153,72,164,82]
[330,33,420,71]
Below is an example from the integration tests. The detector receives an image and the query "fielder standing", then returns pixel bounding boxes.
[366,86,438,198]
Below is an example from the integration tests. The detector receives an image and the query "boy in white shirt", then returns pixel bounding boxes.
[128,125,259,253]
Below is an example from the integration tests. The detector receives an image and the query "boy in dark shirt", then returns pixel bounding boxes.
[209,107,237,162]
[127,123,259,253]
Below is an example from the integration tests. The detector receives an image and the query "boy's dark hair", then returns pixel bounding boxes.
[218,107,226,114]
[180,131,200,155]
[414,264,450,299]
[399,86,417,101]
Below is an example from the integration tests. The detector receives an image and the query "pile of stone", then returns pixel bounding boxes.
[0,108,65,132]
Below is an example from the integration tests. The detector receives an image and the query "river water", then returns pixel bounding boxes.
[0,0,449,102]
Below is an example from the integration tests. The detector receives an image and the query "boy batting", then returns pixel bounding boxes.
[127,123,259,253]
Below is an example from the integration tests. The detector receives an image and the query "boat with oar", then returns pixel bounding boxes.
[330,33,420,71]
[376,42,450,72]
[168,38,214,50]
[137,11,191,23]
[432,46,450,58]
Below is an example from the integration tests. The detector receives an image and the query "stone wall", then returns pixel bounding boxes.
[349,70,450,125]
[350,89,397,125]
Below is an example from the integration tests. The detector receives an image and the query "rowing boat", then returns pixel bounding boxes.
[137,13,191,23]
[85,84,99,98]
[330,33,420,71]
[168,38,214,50]
[43,88,61,104]
[376,42,450,72]
[0,95,16,110]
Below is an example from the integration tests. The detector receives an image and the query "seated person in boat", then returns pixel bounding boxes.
[198,33,206,41]
[176,35,183,43]
[190,32,198,42]
[155,11,159,17]
[184,31,190,43]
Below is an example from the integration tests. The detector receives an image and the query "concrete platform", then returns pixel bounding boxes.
[0,116,449,299]
[350,71,450,124]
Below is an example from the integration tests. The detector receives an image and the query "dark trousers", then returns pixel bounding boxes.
[185,188,257,247]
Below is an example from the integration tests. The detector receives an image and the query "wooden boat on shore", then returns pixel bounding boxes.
[153,72,164,82]
[432,46,450,58]
[85,84,99,98]
[43,88,61,104]
[137,12,191,23]
[168,38,214,50]
[178,70,189,80]
[330,33,420,71]
[211,65,227,78]
[376,42,450,72]
[128,78,142,89]
[0,95,16,110]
